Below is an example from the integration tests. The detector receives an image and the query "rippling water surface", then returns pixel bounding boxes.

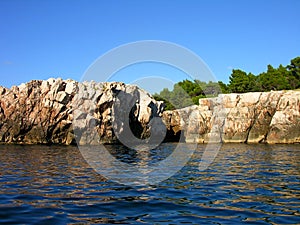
[0,144,299,224]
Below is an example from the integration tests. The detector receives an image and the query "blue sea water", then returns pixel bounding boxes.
[0,143,299,224]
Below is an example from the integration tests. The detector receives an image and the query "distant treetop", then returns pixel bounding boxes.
[154,56,300,110]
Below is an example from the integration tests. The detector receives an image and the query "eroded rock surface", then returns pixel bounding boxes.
[0,79,299,145]
[163,90,300,144]
[0,79,164,145]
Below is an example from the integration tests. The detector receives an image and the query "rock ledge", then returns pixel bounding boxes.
[0,79,299,145]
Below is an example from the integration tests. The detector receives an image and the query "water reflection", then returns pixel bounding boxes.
[0,144,299,224]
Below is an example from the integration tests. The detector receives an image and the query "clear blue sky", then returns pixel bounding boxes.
[1,0,299,92]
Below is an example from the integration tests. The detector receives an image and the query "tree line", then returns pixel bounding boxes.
[153,56,300,110]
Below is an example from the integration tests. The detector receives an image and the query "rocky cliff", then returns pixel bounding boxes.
[163,90,300,144]
[0,79,299,145]
[0,78,164,145]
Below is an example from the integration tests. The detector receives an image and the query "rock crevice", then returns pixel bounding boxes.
[0,79,164,145]
[0,79,299,144]
[163,90,300,144]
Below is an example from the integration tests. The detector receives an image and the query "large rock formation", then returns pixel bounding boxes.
[0,79,299,145]
[0,78,164,145]
[163,90,300,144]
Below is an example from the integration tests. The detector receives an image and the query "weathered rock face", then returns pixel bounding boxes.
[0,79,164,145]
[0,79,299,145]
[163,90,300,144]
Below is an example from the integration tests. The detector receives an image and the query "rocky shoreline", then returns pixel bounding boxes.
[164,90,300,144]
[0,79,299,145]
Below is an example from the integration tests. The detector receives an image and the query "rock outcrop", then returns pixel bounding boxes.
[0,79,299,145]
[0,79,164,145]
[163,90,300,144]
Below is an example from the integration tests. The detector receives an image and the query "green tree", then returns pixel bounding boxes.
[153,85,194,110]
[247,73,259,91]
[153,93,175,110]
[256,65,291,91]
[178,79,204,97]
[228,69,251,93]
[154,56,300,111]
[154,88,175,110]
[287,57,300,78]
[287,57,300,89]
[170,84,194,108]
[218,81,230,93]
